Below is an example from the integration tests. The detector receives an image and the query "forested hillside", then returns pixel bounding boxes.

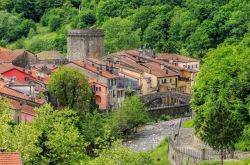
[1,0,250,58]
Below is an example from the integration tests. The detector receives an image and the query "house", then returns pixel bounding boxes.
[36,51,67,65]
[0,151,22,165]
[0,63,35,83]
[155,53,200,71]
[0,78,46,123]
[65,60,123,110]
[10,99,36,123]
[107,51,180,95]
[116,50,198,94]
[89,79,109,111]
[0,47,37,68]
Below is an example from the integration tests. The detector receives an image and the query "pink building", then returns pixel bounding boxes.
[89,80,109,111]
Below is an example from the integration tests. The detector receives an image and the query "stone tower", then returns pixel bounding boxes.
[67,29,105,61]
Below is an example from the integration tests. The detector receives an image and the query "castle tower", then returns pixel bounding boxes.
[67,29,105,61]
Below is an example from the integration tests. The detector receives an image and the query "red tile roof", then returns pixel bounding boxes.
[88,58,106,65]
[10,99,36,117]
[0,47,23,63]
[0,63,23,74]
[144,62,179,78]
[0,81,45,105]
[71,61,118,79]
[88,79,107,88]
[0,152,22,165]
[115,50,197,73]
[156,53,199,63]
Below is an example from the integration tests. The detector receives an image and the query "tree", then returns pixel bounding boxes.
[48,67,92,114]
[192,36,250,164]
[113,96,150,135]
[102,17,141,54]
[0,97,13,149]
[88,141,154,165]
[33,105,87,164]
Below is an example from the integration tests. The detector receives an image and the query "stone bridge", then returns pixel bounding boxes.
[140,91,191,106]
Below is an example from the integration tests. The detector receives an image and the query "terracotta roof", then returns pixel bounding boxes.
[25,69,50,84]
[70,61,118,79]
[156,53,199,63]
[36,51,65,61]
[0,63,23,74]
[144,62,179,78]
[0,81,45,105]
[0,152,22,165]
[87,58,106,65]
[88,79,107,88]
[119,71,141,80]
[10,99,36,116]
[0,47,23,63]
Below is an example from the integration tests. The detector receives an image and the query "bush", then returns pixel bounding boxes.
[159,114,172,121]
[113,96,150,136]
[48,15,62,32]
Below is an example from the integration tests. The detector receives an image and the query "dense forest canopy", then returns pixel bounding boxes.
[0,0,250,58]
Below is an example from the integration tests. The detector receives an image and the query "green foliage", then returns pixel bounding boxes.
[159,114,172,121]
[148,138,170,165]
[88,141,154,165]
[192,32,250,161]
[182,119,194,128]
[48,67,92,114]
[102,17,141,54]
[78,112,115,155]
[33,105,86,164]
[0,97,86,164]
[235,124,250,151]
[113,96,150,135]
[48,15,62,31]
[0,11,36,42]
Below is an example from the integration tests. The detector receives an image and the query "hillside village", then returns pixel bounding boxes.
[0,29,200,121]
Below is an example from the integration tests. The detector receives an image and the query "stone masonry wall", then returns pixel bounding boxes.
[67,29,105,61]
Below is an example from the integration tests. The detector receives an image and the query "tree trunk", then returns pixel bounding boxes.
[220,145,224,165]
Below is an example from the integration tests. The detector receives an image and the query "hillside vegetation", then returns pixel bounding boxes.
[0,0,249,57]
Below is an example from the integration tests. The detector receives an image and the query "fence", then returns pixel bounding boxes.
[168,117,236,165]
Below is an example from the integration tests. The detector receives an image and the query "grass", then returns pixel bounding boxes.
[182,119,194,128]
[200,158,250,165]
[148,138,171,165]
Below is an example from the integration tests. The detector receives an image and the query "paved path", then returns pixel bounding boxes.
[123,118,181,152]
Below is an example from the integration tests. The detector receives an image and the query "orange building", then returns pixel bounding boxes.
[89,80,109,111]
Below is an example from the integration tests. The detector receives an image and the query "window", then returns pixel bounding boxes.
[164,79,167,83]
[162,79,164,83]
[195,64,198,68]
[99,87,101,91]
[187,65,190,69]
[170,79,172,83]
[158,80,160,85]
[96,86,98,91]
[24,77,29,81]
[93,85,96,91]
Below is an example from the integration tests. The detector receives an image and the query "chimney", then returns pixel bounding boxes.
[160,65,164,70]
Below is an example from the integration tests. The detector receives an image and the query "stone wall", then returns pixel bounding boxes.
[67,29,105,61]
[147,104,190,118]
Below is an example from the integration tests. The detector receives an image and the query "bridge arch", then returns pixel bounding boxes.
[140,91,191,106]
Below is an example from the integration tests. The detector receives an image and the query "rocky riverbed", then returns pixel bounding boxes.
[123,118,182,151]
